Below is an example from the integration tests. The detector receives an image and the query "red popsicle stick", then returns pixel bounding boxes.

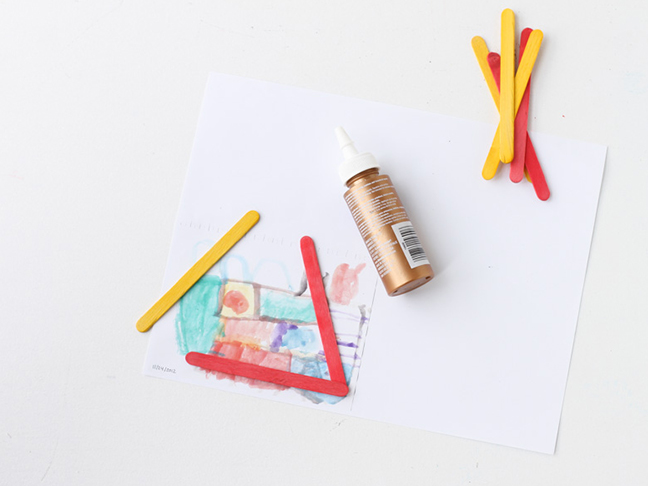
[524,133,550,200]
[510,28,533,183]
[185,235,349,397]
[300,236,346,384]
[487,52,501,90]
[185,352,349,396]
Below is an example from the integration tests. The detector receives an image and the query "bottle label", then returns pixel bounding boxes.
[391,222,431,269]
[344,175,427,278]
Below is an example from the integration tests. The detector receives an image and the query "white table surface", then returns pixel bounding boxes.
[1,1,646,484]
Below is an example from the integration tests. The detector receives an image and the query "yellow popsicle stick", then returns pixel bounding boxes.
[483,127,502,179]
[500,8,515,163]
[471,36,500,106]
[472,36,504,179]
[136,210,260,332]
[482,29,543,179]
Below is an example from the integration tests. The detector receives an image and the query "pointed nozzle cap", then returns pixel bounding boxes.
[335,127,359,159]
[335,126,379,184]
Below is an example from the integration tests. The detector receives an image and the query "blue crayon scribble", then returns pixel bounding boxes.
[282,325,319,354]
[291,358,353,405]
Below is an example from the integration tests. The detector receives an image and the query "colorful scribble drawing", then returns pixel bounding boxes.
[175,256,372,405]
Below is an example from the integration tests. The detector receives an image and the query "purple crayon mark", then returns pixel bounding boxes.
[269,321,289,352]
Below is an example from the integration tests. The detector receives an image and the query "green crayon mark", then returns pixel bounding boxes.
[260,289,316,323]
[175,275,223,354]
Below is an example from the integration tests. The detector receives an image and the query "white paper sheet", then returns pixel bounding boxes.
[143,73,606,453]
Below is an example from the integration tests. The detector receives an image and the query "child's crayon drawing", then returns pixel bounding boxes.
[175,248,375,405]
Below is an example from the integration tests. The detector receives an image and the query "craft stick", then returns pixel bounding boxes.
[136,210,260,332]
[524,133,550,200]
[511,30,543,116]
[185,352,349,396]
[488,45,550,200]
[500,8,516,163]
[481,29,543,179]
[471,36,500,105]
[300,236,346,384]
[510,28,533,183]
[481,52,504,181]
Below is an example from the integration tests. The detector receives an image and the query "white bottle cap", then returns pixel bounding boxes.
[335,127,379,184]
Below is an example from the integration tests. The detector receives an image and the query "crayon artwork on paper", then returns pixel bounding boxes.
[172,236,377,407]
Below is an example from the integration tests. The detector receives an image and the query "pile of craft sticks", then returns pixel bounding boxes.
[472,9,550,200]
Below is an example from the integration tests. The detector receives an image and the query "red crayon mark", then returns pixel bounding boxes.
[330,263,366,305]
[219,318,274,346]
[223,290,249,315]
[186,236,349,397]
[208,342,290,390]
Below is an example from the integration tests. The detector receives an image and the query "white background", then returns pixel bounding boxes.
[1,1,646,485]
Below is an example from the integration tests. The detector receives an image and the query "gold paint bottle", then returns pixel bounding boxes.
[336,127,434,296]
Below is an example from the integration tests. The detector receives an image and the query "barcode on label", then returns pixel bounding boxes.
[391,222,430,269]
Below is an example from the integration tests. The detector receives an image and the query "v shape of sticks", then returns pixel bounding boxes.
[185,236,349,397]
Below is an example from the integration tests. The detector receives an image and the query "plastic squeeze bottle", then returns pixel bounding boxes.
[335,127,434,296]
